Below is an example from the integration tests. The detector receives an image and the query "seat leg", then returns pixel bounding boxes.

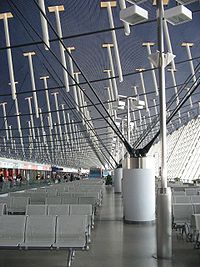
[67,249,73,267]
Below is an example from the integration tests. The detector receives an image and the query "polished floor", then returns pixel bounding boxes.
[0,186,200,267]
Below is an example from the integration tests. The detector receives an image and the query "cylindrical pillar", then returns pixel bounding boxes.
[123,168,155,223]
[114,168,123,193]
[156,187,172,259]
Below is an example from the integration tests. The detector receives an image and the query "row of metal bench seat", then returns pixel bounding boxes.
[0,196,97,214]
[172,195,200,203]
[0,214,88,267]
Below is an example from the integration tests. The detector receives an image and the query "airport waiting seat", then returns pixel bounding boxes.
[26,205,47,215]
[53,215,87,249]
[185,188,198,196]
[172,203,194,238]
[29,193,46,205]
[62,196,79,204]
[48,204,70,216]
[0,197,11,208]
[21,215,56,248]
[193,204,200,214]
[0,215,26,247]
[9,197,30,214]
[173,191,186,196]
[45,196,62,205]
[173,203,194,225]
[78,197,97,214]
[191,214,200,248]
[70,204,93,240]
[174,196,191,203]
[191,196,200,204]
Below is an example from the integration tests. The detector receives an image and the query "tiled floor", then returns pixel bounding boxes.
[0,186,200,267]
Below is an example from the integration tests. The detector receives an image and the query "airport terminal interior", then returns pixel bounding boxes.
[0,0,200,266]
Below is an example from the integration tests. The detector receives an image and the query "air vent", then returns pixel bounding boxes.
[120,4,148,25]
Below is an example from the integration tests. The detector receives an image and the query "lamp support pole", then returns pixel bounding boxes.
[156,0,172,259]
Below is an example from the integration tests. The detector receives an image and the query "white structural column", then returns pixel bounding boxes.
[119,0,130,36]
[71,120,78,149]
[156,0,172,259]
[101,1,123,82]
[105,86,113,115]
[136,69,149,112]
[28,121,33,158]
[142,42,158,96]
[67,113,74,150]
[75,125,80,151]
[0,12,16,100]
[74,72,85,124]
[167,68,182,123]
[11,82,24,153]
[123,168,155,222]
[39,108,47,146]
[114,167,123,193]
[0,102,9,141]
[133,86,142,124]
[181,42,197,86]
[47,116,53,149]
[23,52,39,118]
[186,87,193,108]
[104,69,115,106]
[66,47,79,109]
[40,76,53,129]
[127,98,131,143]
[48,5,69,92]
[25,96,36,140]
[102,44,119,102]
[153,99,158,116]
[51,92,63,144]
[60,104,69,142]
[38,0,50,50]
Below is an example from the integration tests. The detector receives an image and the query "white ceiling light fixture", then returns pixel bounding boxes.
[176,0,199,5]
[117,100,126,110]
[126,0,147,4]
[131,99,145,110]
[164,5,192,26]
[120,4,148,25]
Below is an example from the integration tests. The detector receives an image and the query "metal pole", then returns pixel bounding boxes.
[24,52,39,118]
[66,47,79,110]
[1,13,17,100]
[107,2,123,82]
[0,102,9,141]
[156,0,172,259]
[25,97,36,140]
[48,5,70,92]
[38,0,50,50]
[40,76,53,129]
[119,0,130,36]
[127,98,131,143]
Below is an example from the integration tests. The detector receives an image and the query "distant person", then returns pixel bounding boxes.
[0,174,3,189]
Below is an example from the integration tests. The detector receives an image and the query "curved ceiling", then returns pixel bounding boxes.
[0,0,199,169]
